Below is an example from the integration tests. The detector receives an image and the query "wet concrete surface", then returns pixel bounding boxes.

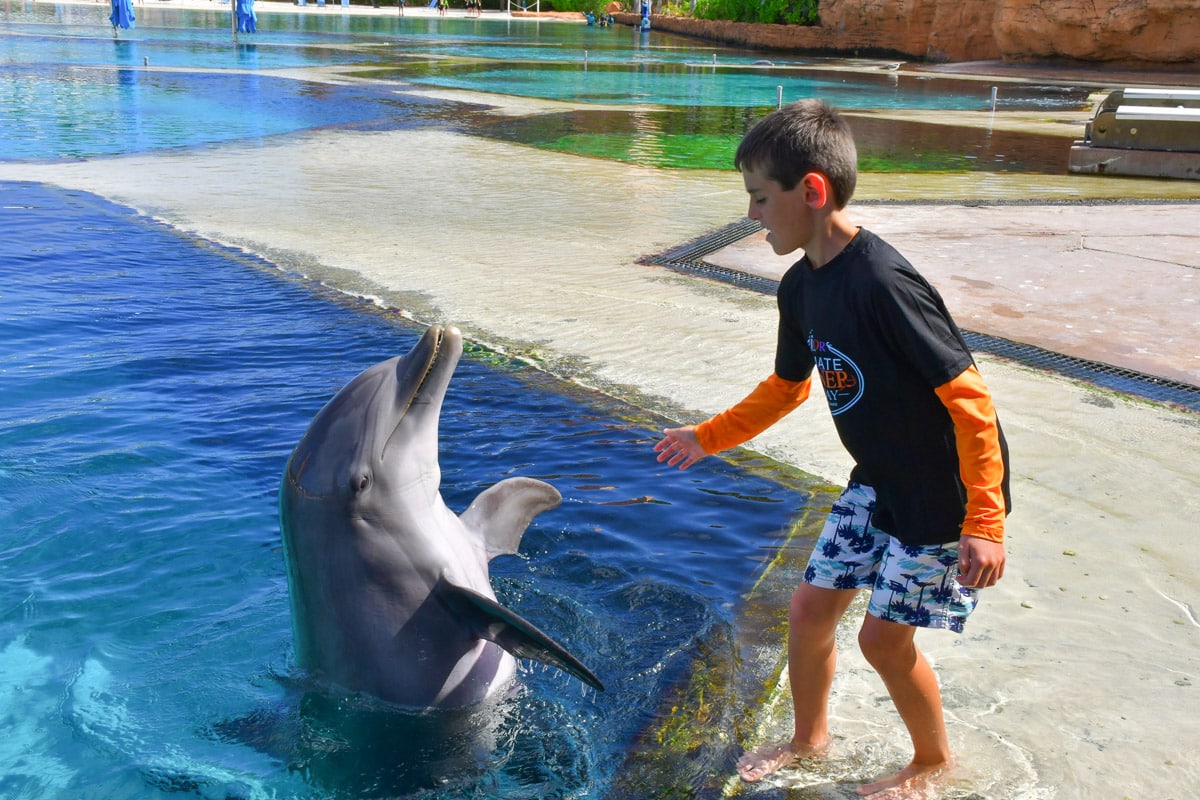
[705,201,1200,388]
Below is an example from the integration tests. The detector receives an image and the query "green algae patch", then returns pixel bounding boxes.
[537,132,742,171]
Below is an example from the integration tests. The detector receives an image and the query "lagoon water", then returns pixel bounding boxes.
[3,2,1094,169]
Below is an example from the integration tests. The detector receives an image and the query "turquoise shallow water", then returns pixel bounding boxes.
[0,180,822,798]
[1,3,1093,164]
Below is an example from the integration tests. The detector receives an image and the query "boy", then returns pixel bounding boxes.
[654,100,1010,797]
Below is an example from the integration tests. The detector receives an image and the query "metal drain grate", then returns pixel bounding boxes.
[643,220,1200,413]
[959,332,1200,411]
[643,217,764,265]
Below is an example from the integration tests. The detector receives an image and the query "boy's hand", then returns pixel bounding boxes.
[654,426,706,470]
[957,535,1005,588]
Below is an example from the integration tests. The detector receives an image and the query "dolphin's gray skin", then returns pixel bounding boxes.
[279,324,602,709]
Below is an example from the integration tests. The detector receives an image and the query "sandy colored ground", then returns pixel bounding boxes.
[6,5,1200,796]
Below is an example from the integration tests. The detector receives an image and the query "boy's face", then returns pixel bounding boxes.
[742,164,814,257]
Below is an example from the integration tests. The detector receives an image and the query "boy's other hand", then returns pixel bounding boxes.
[654,426,706,470]
[957,536,1006,588]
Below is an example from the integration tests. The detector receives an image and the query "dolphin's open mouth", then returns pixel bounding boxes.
[404,324,445,411]
[402,324,460,409]
[385,324,463,453]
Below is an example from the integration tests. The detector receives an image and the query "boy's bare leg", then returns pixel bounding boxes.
[738,583,859,782]
[855,615,954,798]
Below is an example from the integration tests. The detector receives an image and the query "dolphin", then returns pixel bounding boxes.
[279,323,603,709]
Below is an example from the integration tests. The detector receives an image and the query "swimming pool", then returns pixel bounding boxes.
[0,180,827,798]
[3,9,1180,799]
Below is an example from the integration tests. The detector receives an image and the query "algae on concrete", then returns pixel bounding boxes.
[605,485,840,799]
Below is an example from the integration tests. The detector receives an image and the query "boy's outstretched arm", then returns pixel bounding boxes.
[934,365,1008,589]
[655,373,812,471]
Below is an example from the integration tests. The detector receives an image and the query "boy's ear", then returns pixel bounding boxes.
[801,172,831,209]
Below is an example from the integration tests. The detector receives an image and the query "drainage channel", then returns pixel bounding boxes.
[642,218,1200,414]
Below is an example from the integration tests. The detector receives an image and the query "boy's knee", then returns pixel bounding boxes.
[857,625,887,667]
[857,617,916,671]
[789,583,848,633]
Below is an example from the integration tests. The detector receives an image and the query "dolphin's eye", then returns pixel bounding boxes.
[355,474,371,493]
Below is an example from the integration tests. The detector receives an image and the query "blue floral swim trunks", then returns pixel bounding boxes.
[804,483,978,632]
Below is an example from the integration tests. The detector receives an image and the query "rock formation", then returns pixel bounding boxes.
[627,0,1200,66]
[993,0,1200,64]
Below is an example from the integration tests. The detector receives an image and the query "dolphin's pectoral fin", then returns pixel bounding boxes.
[434,579,604,693]
[459,477,563,560]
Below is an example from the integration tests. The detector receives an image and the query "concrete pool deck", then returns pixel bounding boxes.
[701,201,1200,390]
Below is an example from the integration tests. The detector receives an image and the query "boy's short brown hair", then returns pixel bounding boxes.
[733,99,858,209]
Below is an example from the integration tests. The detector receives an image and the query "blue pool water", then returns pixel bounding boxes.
[0,180,823,798]
[1,3,1093,162]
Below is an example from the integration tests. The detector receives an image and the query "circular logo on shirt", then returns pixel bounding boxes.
[808,334,865,415]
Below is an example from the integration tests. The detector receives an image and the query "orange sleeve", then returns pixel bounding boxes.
[694,373,811,454]
[934,365,1007,543]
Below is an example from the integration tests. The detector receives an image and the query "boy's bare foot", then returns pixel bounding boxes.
[736,739,831,783]
[856,759,954,798]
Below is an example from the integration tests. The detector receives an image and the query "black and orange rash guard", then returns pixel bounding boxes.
[697,228,1011,547]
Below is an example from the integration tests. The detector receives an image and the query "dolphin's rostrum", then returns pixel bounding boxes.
[279,324,603,709]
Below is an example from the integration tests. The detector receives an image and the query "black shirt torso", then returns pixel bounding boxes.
[775,229,1007,545]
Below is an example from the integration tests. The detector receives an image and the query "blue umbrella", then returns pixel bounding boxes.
[109,0,135,32]
[235,0,257,34]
